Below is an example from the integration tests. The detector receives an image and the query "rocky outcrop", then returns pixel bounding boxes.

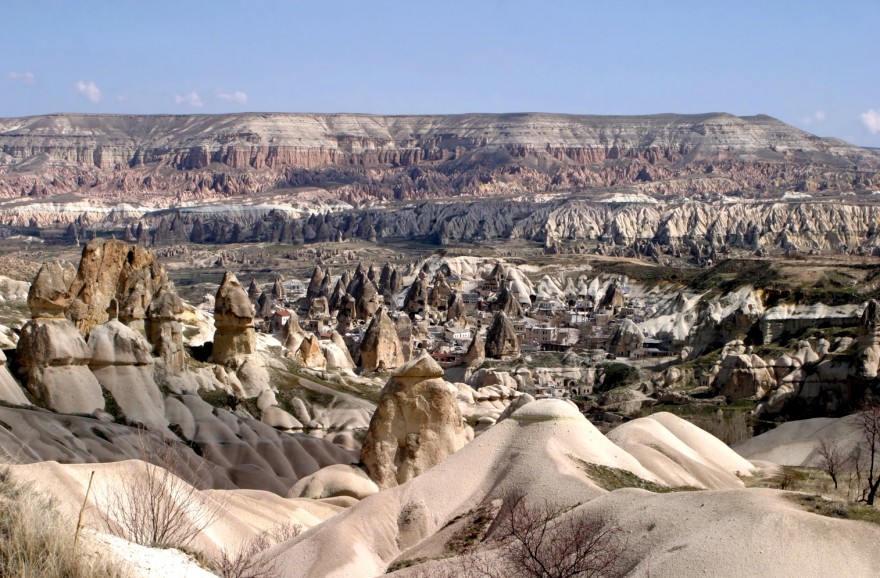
[402,272,429,317]
[713,350,777,400]
[297,334,326,370]
[857,300,880,378]
[146,283,185,374]
[359,308,406,372]
[485,312,519,360]
[600,280,626,310]
[212,271,256,364]
[609,319,644,357]
[462,332,485,368]
[360,351,468,488]
[27,262,74,317]
[16,318,104,415]
[66,239,172,334]
[446,291,468,326]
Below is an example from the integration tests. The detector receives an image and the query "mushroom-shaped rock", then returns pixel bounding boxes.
[360,350,468,488]
[146,283,186,375]
[359,308,405,372]
[609,319,644,357]
[212,271,256,364]
[16,318,104,415]
[485,312,519,360]
[88,320,167,429]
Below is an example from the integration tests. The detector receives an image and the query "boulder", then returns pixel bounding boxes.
[27,262,74,318]
[359,308,406,372]
[360,350,469,488]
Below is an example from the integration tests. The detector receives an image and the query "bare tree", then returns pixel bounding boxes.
[214,522,302,578]
[464,490,626,578]
[817,438,845,490]
[854,402,880,505]
[98,435,225,549]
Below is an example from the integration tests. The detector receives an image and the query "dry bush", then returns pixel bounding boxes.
[214,522,302,578]
[854,402,880,505]
[461,490,626,578]
[0,465,127,578]
[817,438,845,490]
[97,435,225,549]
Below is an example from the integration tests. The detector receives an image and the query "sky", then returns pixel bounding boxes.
[2,0,878,146]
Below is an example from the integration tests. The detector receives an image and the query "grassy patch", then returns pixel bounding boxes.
[387,557,431,573]
[570,456,697,493]
[445,502,497,554]
[787,494,880,526]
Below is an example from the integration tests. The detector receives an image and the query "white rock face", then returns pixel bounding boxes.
[88,320,167,429]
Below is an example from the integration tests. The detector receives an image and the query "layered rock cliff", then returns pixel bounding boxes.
[1,112,877,203]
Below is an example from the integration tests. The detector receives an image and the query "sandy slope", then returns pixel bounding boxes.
[733,417,862,466]
[268,402,752,577]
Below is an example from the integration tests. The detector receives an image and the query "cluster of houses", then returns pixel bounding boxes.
[245,260,672,398]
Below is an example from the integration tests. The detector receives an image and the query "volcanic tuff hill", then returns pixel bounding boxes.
[1,112,878,202]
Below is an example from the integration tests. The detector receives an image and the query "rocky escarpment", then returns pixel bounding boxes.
[46,196,880,259]
[1,112,877,203]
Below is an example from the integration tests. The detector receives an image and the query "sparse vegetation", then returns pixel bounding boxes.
[569,456,695,493]
[463,490,627,578]
[787,494,880,527]
[97,436,225,550]
[0,465,128,577]
[214,522,302,578]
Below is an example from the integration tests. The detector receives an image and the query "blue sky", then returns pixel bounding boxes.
[2,0,878,145]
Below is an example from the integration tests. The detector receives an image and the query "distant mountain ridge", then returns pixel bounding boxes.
[0,112,878,202]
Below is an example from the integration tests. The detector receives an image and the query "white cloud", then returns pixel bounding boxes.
[801,110,826,126]
[116,94,129,103]
[217,90,248,105]
[7,71,36,85]
[862,109,880,135]
[175,91,204,107]
[74,80,102,103]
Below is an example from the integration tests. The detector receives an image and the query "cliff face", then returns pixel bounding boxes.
[1,112,878,202]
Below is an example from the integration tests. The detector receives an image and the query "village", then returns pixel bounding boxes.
[240,259,672,400]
